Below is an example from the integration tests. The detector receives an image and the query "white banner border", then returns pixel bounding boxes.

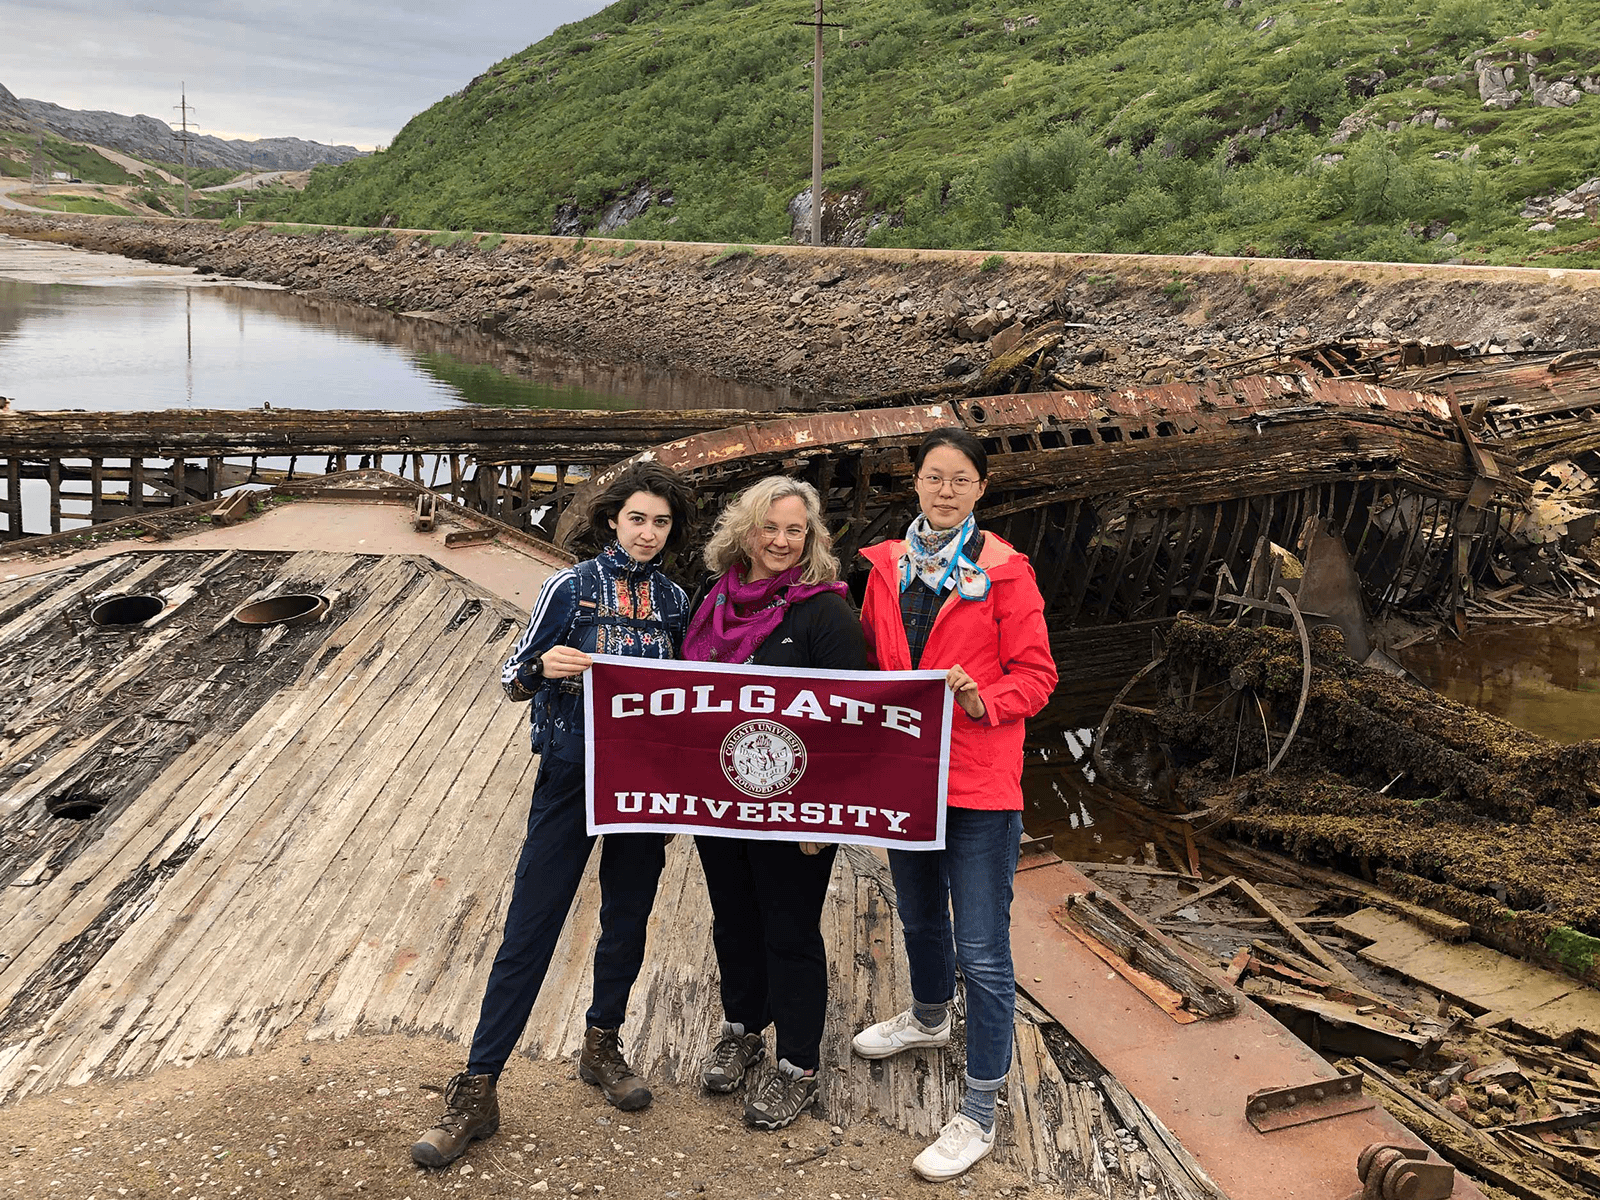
[582,654,953,851]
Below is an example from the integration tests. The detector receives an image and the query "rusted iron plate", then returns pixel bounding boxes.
[1012,859,1489,1200]
[1246,1071,1377,1132]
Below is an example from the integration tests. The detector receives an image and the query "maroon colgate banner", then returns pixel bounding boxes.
[584,655,952,849]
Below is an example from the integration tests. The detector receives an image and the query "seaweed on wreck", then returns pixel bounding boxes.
[1147,621,1600,949]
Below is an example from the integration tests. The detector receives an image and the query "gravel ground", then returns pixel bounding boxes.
[1,1032,1080,1200]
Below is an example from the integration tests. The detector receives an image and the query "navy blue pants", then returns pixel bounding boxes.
[695,836,838,1071]
[466,752,667,1078]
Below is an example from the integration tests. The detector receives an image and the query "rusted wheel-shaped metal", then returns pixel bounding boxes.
[1090,651,1166,795]
[1094,589,1314,790]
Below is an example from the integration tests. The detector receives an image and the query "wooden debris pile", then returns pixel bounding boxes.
[1103,617,1600,985]
[1080,850,1600,1200]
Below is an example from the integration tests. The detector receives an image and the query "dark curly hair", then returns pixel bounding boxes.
[585,461,695,552]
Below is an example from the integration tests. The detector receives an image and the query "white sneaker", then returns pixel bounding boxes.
[850,1009,952,1060]
[913,1114,995,1181]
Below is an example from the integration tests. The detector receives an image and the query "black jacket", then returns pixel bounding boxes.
[749,590,870,671]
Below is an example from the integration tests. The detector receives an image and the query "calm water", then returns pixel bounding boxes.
[0,256,801,414]
[1400,623,1600,744]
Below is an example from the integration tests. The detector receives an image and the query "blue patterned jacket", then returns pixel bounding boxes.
[501,541,690,762]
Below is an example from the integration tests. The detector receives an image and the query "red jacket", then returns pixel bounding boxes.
[859,532,1058,810]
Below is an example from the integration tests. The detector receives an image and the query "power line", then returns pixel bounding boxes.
[173,83,197,217]
[794,0,842,247]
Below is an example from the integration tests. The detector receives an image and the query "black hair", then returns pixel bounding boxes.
[912,427,988,480]
[586,461,694,552]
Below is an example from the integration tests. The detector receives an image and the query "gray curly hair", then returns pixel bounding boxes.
[701,475,841,584]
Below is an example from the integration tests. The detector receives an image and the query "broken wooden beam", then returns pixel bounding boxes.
[1059,892,1238,1021]
[1227,877,1359,983]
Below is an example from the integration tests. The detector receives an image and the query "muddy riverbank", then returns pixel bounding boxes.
[5,213,1600,398]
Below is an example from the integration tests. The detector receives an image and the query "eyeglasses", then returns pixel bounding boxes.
[916,473,979,495]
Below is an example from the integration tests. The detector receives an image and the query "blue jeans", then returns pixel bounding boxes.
[466,753,666,1078]
[887,807,1022,1092]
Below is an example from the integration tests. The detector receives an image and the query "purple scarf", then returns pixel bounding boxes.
[683,564,847,663]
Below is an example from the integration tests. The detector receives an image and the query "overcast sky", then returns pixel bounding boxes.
[0,0,611,148]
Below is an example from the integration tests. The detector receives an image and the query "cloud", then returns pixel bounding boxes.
[0,0,610,147]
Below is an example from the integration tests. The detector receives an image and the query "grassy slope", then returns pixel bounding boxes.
[185,1,1600,266]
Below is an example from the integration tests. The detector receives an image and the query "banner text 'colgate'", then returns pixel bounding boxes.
[584,656,952,850]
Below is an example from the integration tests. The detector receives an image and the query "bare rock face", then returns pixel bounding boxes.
[0,79,30,131]
[1478,61,1521,109]
[6,86,365,171]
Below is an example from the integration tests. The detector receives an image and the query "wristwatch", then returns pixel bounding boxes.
[526,654,546,682]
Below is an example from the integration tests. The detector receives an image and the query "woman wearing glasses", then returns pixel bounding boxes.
[851,428,1057,1181]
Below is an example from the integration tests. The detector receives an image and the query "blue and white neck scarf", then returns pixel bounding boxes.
[899,513,991,601]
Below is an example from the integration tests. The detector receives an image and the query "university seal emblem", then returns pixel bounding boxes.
[720,719,807,798]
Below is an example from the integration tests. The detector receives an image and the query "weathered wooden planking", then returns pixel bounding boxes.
[1336,908,1600,1042]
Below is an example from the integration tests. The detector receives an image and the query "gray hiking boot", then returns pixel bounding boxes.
[702,1021,767,1093]
[411,1072,499,1168]
[743,1058,819,1130]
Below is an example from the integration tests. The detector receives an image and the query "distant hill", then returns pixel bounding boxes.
[8,88,366,172]
[0,81,29,131]
[266,0,1600,267]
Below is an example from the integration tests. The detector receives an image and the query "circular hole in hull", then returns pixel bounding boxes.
[90,594,165,626]
[231,594,328,627]
[47,794,106,820]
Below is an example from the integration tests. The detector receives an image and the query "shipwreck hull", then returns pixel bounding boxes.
[556,376,1522,654]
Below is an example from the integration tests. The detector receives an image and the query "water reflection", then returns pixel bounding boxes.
[0,276,806,413]
[1399,623,1600,745]
[1023,715,1158,864]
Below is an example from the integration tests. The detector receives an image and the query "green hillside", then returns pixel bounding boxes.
[268,0,1600,266]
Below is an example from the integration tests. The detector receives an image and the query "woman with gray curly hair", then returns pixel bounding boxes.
[681,475,868,1130]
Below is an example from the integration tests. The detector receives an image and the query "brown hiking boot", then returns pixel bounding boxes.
[579,1026,652,1111]
[410,1072,499,1168]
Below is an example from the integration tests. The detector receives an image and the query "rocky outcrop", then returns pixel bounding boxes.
[1521,178,1600,226]
[2,213,1598,398]
[0,80,30,131]
[9,90,365,171]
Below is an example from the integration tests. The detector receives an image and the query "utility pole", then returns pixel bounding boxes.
[28,133,45,190]
[795,0,842,246]
[174,84,196,217]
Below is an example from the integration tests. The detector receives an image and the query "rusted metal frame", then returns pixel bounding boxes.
[1122,510,1172,621]
[1335,478,1361,536]
[1391,495,1438,609]
[1025,502,1048,565]
[1469,503,1504,579]
[1218,494,1258,592]
[1278,487,1304,556]
[1416,497,1462,607]
[1177,502,1226,608]
[1150,505,1200,619]
[4,459,20,540]
[1377,490,1432,617]
[1034,506,1079,623]
[1348,481,1392,580]
[1094,504,1142,624]
[1061,500,1100,625]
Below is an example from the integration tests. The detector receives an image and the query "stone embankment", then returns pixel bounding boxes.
[5,213,1600,399]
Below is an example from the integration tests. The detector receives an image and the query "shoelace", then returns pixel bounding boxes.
[591,1029,632,1075]
[435,1074,476,1133]
[934,1116,980,1153]
[748,1066,792,1110]
[709,1035,750,1075]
